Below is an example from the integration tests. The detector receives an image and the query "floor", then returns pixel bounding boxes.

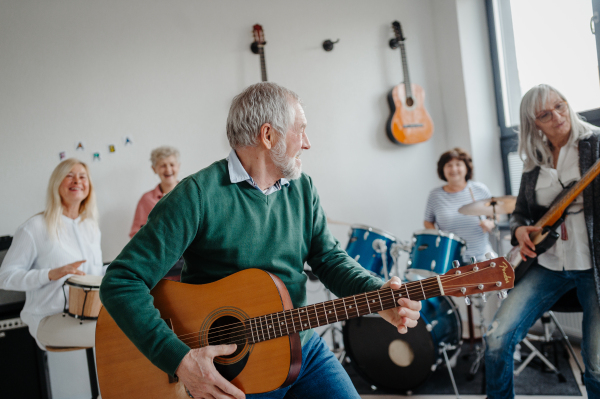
[359,343,588,399]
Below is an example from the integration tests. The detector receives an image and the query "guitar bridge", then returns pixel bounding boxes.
[403,124,424,128]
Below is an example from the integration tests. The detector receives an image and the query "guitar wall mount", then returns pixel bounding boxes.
[322,39,340,52]
[389,38,399,49]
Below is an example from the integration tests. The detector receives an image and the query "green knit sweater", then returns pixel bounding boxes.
[100,159,382,376]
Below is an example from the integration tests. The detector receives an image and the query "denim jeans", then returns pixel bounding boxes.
[484,264,600,399]
[247,332,360,399]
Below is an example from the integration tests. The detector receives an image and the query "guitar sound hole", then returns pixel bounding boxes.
[406,97,414,107]
[208,315,245,359]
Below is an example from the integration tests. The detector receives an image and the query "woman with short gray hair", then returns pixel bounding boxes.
[129,145,180,238]
[485,84,600,398]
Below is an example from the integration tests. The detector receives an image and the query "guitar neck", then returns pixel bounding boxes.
[535,157,600,228]
[244,277,440,345]
[259,47,267,82]
[399,43,412,98]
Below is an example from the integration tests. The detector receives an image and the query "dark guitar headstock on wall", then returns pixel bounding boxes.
[250,24,268,82]
[389,21,405,49]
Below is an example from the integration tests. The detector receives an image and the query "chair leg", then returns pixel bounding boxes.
[85,348,99,399]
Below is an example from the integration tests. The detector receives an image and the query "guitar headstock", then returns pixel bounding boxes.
[440,257,514,298]
[391,21,405,43]
[253,24,266,46]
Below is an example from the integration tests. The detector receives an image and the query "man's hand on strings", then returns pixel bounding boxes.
[378,276,421,333]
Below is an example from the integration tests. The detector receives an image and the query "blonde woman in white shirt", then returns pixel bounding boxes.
[485,85,600,399]
[0,158,106,349]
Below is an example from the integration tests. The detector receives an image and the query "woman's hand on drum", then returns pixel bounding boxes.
[379,276,421,334]
[48,260,86,281]
[515,226,542,260]
[479,219,495,233]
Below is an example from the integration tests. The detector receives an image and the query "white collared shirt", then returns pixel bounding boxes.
[535,140,592,271]
[0,214,106,349]
[226,149,289,195]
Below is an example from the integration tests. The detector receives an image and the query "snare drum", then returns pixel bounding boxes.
[63,275,103,321]
[405,229,465,281]
[345,224,396,279]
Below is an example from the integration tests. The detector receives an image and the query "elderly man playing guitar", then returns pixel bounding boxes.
[100,82,421,399]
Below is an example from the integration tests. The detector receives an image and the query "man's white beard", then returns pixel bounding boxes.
[271,138,302,180]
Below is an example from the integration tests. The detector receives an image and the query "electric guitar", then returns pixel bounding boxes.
[386,21,434,145]
[250,24,268,82]
[95,258,513,398]
[508,157,600,282]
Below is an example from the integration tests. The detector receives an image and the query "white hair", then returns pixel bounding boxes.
[518,84,594,171]
[226,82,301,149]
[150,146,180,168]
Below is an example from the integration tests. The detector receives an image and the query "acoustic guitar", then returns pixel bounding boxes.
[508,157,600,282]
[250,24,268,82]
[386,21,434,145]
[95,258,513,397]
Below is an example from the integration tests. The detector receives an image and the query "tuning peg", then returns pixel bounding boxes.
[470,256,477,264]
[481,292,487,302]
[464,296,471,306]
[485,252,494,260]
[452,260,460,268]
[500,289,508,299]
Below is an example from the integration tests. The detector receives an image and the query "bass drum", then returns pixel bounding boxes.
[343,296,462,393]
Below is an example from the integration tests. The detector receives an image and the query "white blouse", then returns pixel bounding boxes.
[535,140,592,272]
[0,214,105,348]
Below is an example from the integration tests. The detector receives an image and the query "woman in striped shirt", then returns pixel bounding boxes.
[423,148,495,262]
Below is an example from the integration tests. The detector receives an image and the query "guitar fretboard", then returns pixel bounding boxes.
[259,46,267,82]
[536,157,600,228]
[399,42,412,99]
[244,277,442,344]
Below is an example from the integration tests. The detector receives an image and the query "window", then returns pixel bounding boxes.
[486,0,600,194]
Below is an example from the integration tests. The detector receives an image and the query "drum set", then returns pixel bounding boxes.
[332,195,517,395]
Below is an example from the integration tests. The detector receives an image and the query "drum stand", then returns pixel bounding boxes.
[467,294,487,380]
[440,342,461,399]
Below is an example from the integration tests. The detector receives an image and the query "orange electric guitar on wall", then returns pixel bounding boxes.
[386,21,434,145]
[95,258,513,397]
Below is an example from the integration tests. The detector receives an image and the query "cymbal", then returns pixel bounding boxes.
[458,195,517,217]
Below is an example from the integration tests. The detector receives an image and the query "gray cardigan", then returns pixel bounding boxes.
[510,131,600,307]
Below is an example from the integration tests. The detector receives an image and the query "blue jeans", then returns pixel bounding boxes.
[484,265,600,399]
[247,332,360,399]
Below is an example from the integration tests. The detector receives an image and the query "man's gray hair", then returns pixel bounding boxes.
[226,82,301,149]
[518,84,594,171]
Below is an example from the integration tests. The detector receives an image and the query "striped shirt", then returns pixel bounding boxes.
[424,181,494,261]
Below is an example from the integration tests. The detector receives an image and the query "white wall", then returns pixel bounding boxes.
[0,1,503,398]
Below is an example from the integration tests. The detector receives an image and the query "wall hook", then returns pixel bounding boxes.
[322,39,340,52]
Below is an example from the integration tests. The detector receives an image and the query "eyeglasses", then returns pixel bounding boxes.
[536,101,568,123]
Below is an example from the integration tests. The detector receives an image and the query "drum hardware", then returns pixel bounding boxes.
[439,342,461,399]
[372,239,390,280]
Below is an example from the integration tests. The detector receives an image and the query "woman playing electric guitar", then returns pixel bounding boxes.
[484,84,600,399]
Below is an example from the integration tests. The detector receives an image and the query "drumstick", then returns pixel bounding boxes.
[468,187,485,221]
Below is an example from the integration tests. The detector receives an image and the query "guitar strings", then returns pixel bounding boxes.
[178,269,506,341]
[174,268,504,346]
[177,279,498,347]
[175,266,504,346]
[178,283,487,349]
